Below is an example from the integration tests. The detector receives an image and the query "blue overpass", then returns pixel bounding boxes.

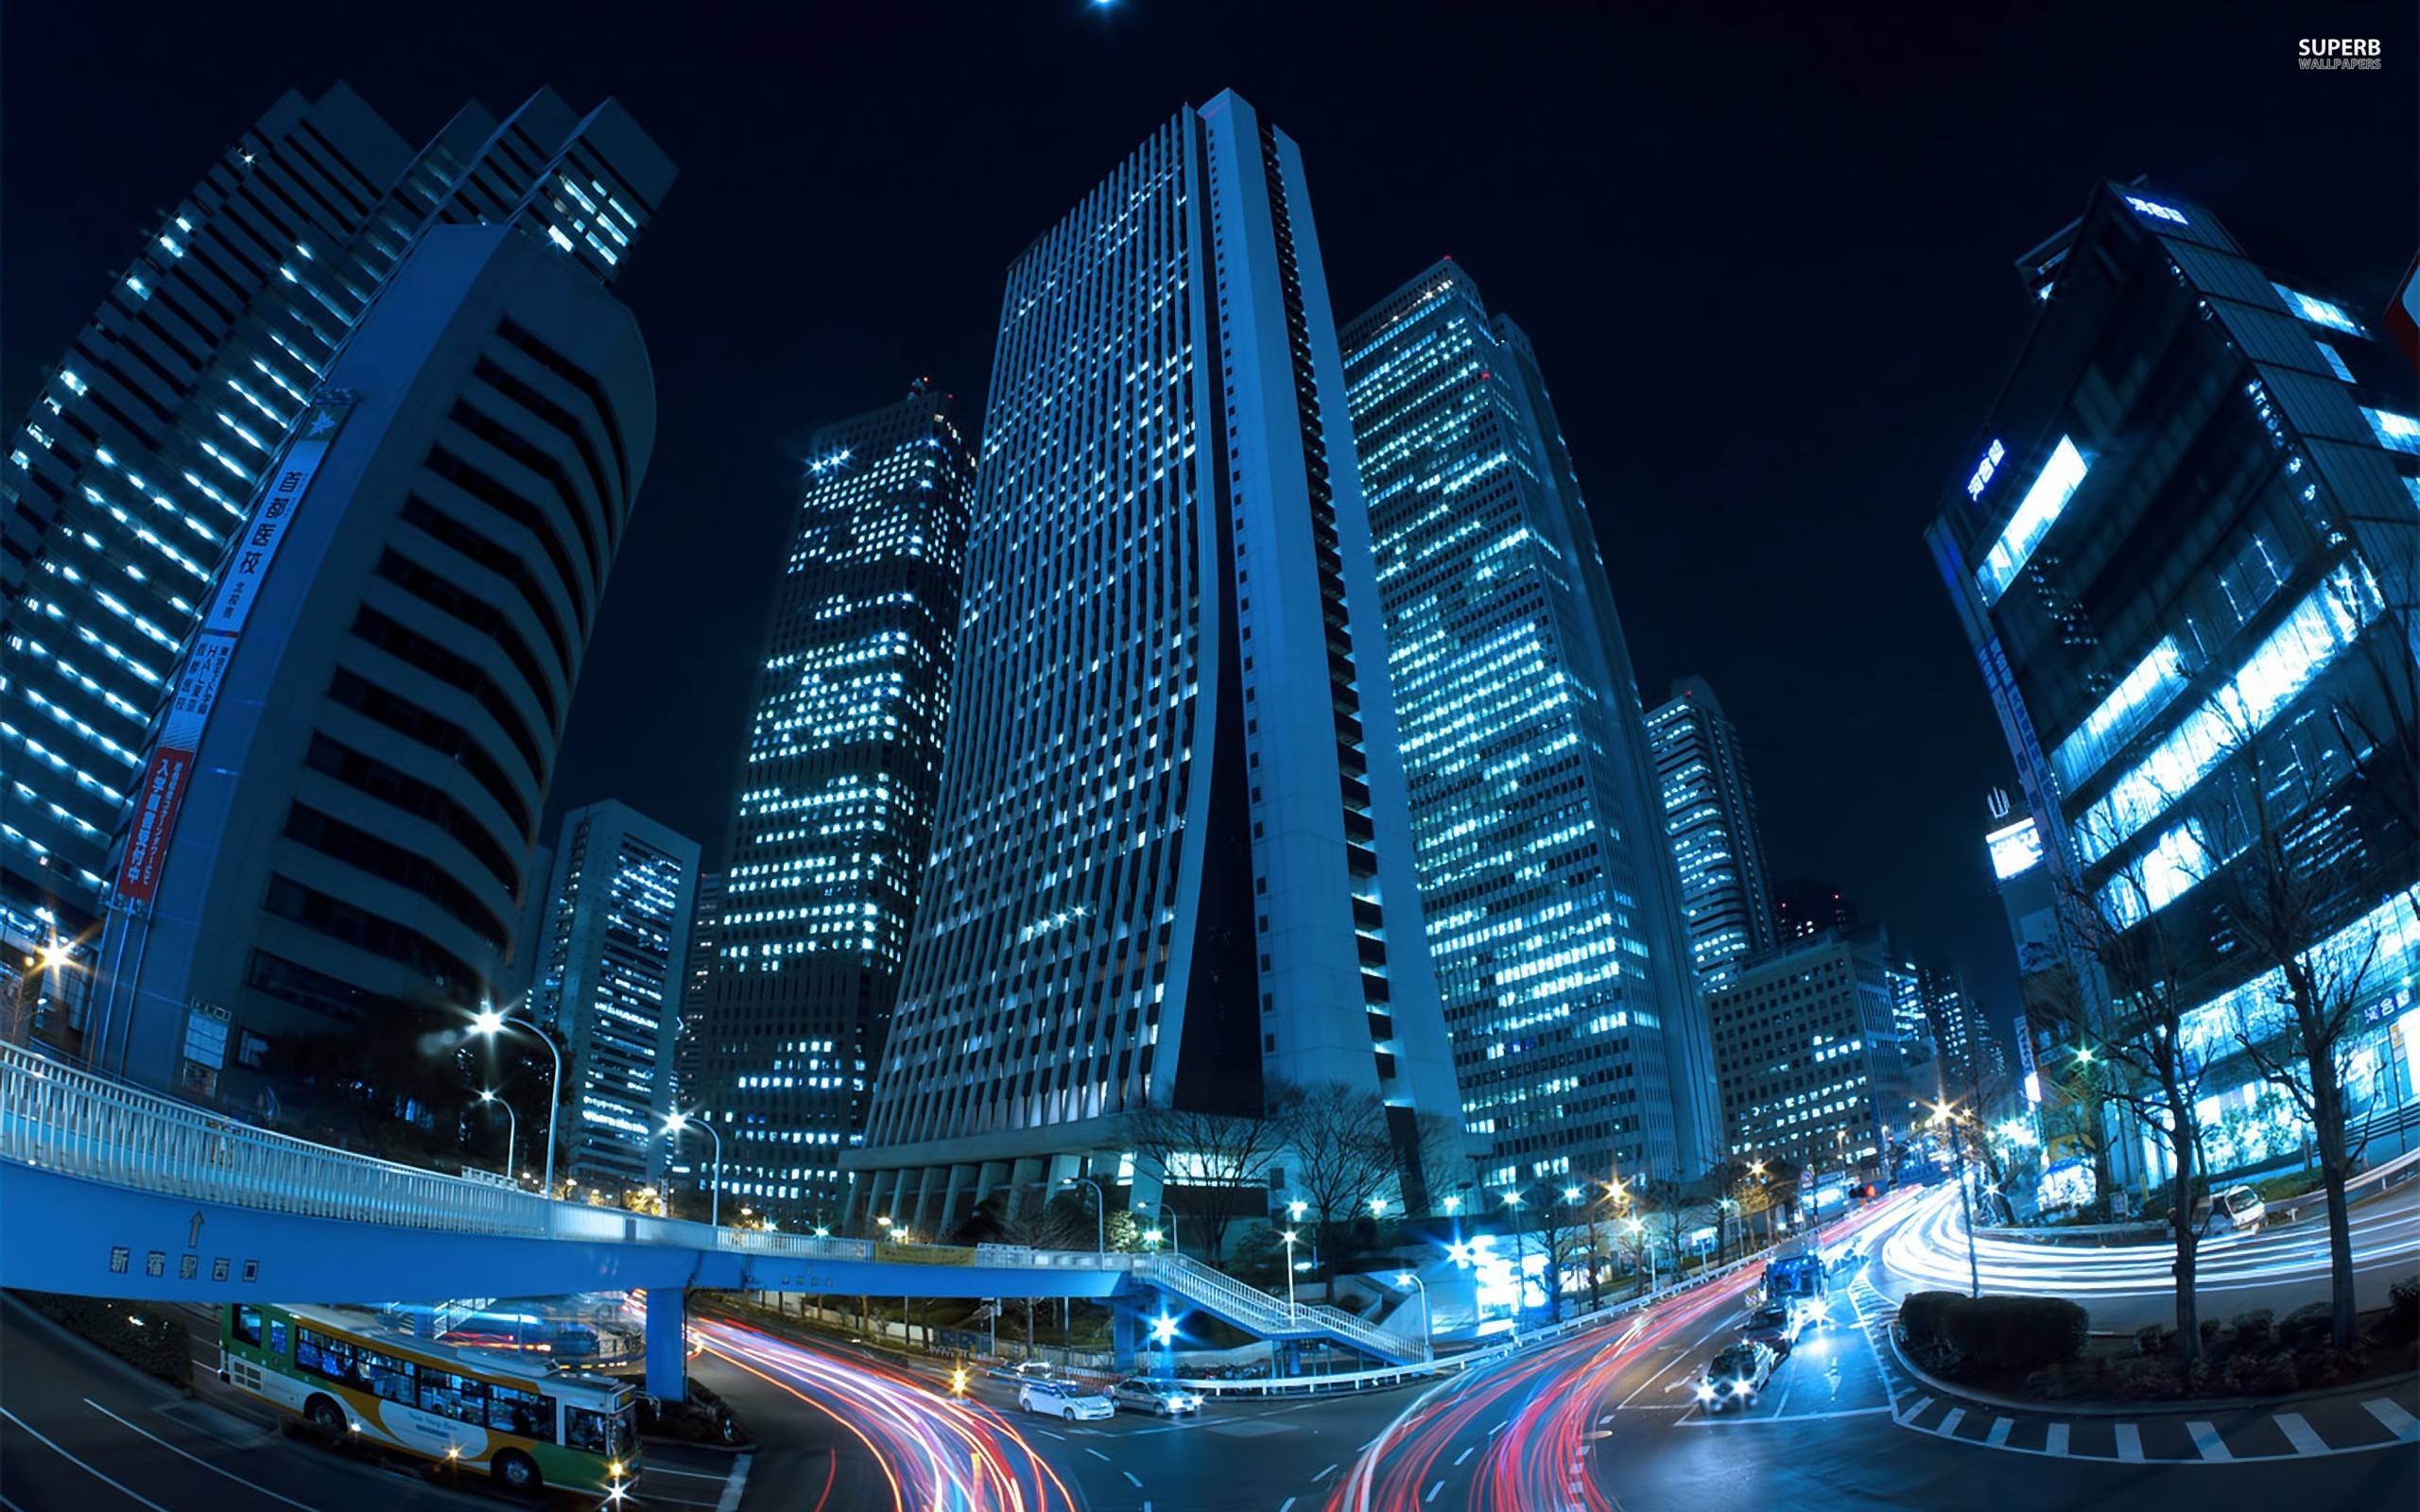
[0,1043,1424,1393]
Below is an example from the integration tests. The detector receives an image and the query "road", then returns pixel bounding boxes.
[0,1293,747,1512]
[1880,1175,2420,1329]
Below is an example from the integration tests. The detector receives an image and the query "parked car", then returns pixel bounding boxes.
[1109,1378,1202,1417]
[1737,1302,1799,1361]
[1695,1341,1776,1414]
[1018,1380,1115,1421]
[2196,1185,2266,1234]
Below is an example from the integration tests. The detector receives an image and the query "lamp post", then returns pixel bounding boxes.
[665,1110,722,1227]
[475,1089,519,1186]
[1061,1177,1104,1254]
[1500,1187,1530,1324]
[1927,1098,1981,1298]
[469,1005,562,1196]
[1136,1199,1182,1257]
[1280,1229,1301,1319]
[1395,1270,1431,1344]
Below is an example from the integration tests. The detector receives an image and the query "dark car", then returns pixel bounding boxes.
[1738,1302,1797,1360]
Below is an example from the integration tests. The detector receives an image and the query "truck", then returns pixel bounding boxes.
[1761,1241,1828,1329]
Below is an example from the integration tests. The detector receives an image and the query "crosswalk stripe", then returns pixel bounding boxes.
[2273,1413,2327,1456]
[2362,1399,2419,1442]
[1897,1394,1932,1425]
[1936,1407,1965,1437]
[1984,1418,2013,1448]
[2115,1423,2144,1463]
[2044,1423,2069,1457]
[2186,1420,2231,1462]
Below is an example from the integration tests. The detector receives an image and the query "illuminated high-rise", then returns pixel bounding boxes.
[1646,677,1779,993]
[697,386,974,1224]
[852,93,1462,1231]
[1341,260,1720,1184]
[530,801,700,1190]
[4,85,666,1051]
[1927,182,2419,1185]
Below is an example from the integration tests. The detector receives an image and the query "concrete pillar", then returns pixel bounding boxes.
[644,1288,686,1401]
[1007,1156,1045,1218]
[972,1160,1008,1211]
[938,1162,975,1239]
[1110,1295,1142,1372]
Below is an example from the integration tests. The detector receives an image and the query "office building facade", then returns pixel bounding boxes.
[696,387,975,1224]
[77,96,673,1122]
[674,868,722,1109]
[1341,261,1719,1184]
[530,800,700,1190]
[1646,677,1780,994]
[852,92,1461,1231]
[1707,923,1923,1175]
[1926,182,2419,1187]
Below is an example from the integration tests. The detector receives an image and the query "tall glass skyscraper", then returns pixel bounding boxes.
[1340,261,1718,1185]
[1927,182,2418,1187]
[1646,677,1779,994]
[71,100,673,1122]
[531,801,700,1190]
[3,85,665,1036]
[852,92,1461,1232]
[697,386,975,1225]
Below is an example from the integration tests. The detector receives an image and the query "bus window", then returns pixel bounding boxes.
[357,1348,416,1404]
[233,1306,264,1346]
[564,1405,627,1456]
[417,1369,492,1426]
[267,1317,289,1358]
[485,1382,551,1439]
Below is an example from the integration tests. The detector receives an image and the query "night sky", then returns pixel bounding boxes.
[7,1,2411,1027]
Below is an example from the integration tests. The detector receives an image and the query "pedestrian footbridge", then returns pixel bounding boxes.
[0,1043,1426,1391]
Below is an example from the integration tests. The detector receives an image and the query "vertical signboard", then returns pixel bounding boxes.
[113,398,353,904]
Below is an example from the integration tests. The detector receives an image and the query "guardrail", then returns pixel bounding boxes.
[1967,1143,2420,1247]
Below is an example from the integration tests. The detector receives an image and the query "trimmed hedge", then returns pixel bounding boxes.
[1897,1291,2086,1374]
[21,1291,192,1386]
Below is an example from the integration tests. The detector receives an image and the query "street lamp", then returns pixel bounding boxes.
[664,1110,722,1227]
[1280,1229,1301,1318]
[1136,1198,1182,1257]
[475,1089,518,1186]
[1927,1097,1981,1298]
[1369,1194,1390,1218]
[468,1004,563,1195]
[1061,1177,1104,1254]
[1395,1270,1431,1342]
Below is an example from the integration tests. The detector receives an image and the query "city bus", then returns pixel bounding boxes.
[216,1302,637,1497]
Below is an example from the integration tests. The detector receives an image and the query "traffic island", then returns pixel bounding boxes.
[1892,1280,2420,1411]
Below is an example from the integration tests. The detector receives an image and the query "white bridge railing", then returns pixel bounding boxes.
[0,1041,1425,1361]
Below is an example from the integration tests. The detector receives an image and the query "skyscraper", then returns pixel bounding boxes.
[1646,677,1780,994]
[1707,922,1923,1176]
[1,87,648,955]
[1341,261,1719,1184]
[1926,182,2418,1186]
[674,868,722,1108]
[76,95,673,1121]
[851,92,1461,1232]
[696,387,974,1224]
[530,800,700,1190]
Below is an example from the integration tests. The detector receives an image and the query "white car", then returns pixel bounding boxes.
[1018,1381,1115,1421]
[2200,1185,2265,1233]
[1109,1378,1202,1416]
[1695,1341,1776,1414]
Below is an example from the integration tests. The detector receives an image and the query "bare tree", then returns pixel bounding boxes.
[2205,713,2395,1352]
[2056,816,2222,1368]
[1120,1102,1287,1261]
[1270,1081,1398,1279]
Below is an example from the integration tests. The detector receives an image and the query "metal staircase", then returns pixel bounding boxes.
[1133,1251,1429,1364]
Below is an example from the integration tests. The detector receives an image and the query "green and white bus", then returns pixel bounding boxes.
[217,1302,637,1497]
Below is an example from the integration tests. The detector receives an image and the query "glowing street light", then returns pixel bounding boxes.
[466,1003,561,1195]
[663,1109,723,1227]
[1280,1229,1301,1317]
[475,1089,519,1185]
[1369,1195,1390,1218]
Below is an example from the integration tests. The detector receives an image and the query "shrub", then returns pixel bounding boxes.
[1895,1291,1962,1355]
[2229,1309,2274,1349]
[2279,1302,2333,1347]
[2198,1317,2221,1346]
[2105,1356,2182,1400]
[1942,1295,2089,1373]
[2134,1323,2175,1357]
[2382,1279,2419,1344]
[2255,1352,2301,1395]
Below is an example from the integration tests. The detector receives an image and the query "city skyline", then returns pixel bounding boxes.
[10,6,2405,1038]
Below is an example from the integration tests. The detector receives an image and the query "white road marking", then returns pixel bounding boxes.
[82,1399,320,1511]
[1984,1417,2013,1448]
[1895,1394,1933,1425]
[1085,1447,1113,1461]
[647,1464,733,1479]
[1312,1462,1339,1482]
[2364,1399,2420,1441]
[2044,1423,2070,1456]
[1123,1470,1144,1488]
[1279,1499,1297,1512]
[2273,1412,2327,1455]
[1454,1446,1475,1465]
[1424,1481,1443,1503]
[2187,1420,2232,1462]
[1935,1407,1964,1437]
[0,1405,171,1511]
[2115,1422,2144,1462]
[711,1452,751,1512]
